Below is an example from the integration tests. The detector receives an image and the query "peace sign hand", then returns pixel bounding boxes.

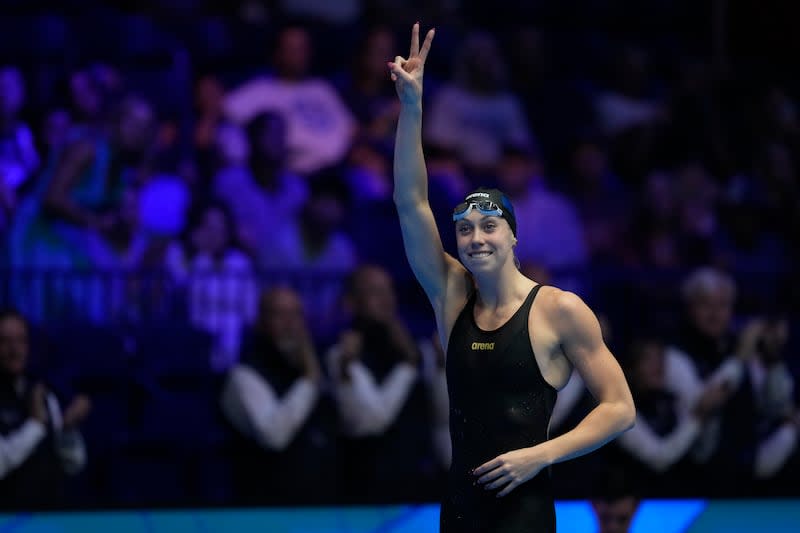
[388,23,435,106]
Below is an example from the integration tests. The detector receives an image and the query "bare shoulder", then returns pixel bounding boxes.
[535,286,599,339]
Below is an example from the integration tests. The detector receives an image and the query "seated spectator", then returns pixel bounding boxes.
[565,135,633,265]
[213,111,308,258]
[590,467,641,533]
[0,309,90,510]
[419,330,450,472]
[326,264,434,502]
[224,25,355,175]
[334,26,399,152]
[220,287,335,504]
[718,316,799,493]
[166,201,258,371]
[0,67,39,232]
[192,74,226,176]
[261,169,356,272]
[495,145,587,291]
[11,95,155,269]
[613,336,729,497]
[664,267,789,495]
[424,31,534,174]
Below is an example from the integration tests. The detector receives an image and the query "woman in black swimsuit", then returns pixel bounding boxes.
[389,24,636,532]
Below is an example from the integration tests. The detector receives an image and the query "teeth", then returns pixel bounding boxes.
[471,252,491,257]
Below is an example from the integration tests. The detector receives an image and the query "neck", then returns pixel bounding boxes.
[472,265,531,309]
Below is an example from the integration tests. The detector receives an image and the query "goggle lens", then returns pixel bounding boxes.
[452,200,504,221]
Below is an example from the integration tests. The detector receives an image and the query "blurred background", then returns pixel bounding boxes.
[0,0,798,525]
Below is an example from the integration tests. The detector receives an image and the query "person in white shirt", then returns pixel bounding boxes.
[424,31,535,173]
[224,25,355,175]
[0,309,90,510]
[220,287,334,504]
[613,336,731,496]
[326,264,434,502]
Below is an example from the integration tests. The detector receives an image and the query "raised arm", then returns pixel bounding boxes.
[390,24,463,311]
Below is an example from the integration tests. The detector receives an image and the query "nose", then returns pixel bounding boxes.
[470,228,485,246]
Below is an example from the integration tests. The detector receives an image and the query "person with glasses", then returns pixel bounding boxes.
[388,24,636,532]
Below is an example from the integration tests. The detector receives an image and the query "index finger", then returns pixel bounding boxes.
[409,22,420,57]
[472,456,501,476]
[418,28,435,63]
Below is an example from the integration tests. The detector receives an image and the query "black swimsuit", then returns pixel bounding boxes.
[441,284,557,532]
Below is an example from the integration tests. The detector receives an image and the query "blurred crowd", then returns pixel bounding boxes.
[0,0,797,512]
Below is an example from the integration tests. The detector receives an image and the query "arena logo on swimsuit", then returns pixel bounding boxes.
[471,342,495,350]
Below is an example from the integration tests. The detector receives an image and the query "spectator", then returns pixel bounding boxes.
[260,170,356,273]
[213,111,308,258]
[613,336,729,496]
[192,74,227,175]
[166,201,258,371]
[335,26,399,151]
[0,309,90,510]
[326,264,433,502]
[590,468,641,533]
[220,286,336,504]
[565,135,633,265]
[419,330,450,472]
[224,25,356,174]
[712,316,800,496]
[11,95,155,269]
[0,67,40,232]
[425,31,534,174]
[495,145,587,290]
[632,170,681,269]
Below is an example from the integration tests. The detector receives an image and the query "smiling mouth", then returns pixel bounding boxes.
[468,251,493,258]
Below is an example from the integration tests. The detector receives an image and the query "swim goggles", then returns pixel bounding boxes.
[452,200,504,221]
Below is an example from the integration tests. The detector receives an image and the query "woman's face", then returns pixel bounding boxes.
[634,342,665,391]
[455,210,516,274]
[193,207,229,255]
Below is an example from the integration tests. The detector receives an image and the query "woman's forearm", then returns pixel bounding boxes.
[541,401,634,465]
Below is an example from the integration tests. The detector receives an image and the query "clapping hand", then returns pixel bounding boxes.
[62,394,91,430]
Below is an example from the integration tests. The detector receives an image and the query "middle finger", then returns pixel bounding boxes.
[477,468,504,485]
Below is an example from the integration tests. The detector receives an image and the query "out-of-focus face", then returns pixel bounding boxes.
[455,210,516,275]
[633,341,665,391]
[0,67,25,117]
[572,142,608,184]
[352,267,396,323]
[117,99,155,152]
[70,70,101,119]
[0,315,29,377]
[497,154,539,197]
[363,29,395,79]
[42,108,72,150]
[307,193,344,229]
[687,288,734,340]
[261,288,307,356]
[593,497,638,533]
[760,319,789,363]
[215,123,250,166]
[192,207,229,256]
[275,28,311,80]
[195,75,224,115]
[643,171,675,220]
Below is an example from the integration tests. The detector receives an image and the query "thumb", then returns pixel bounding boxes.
[388,56,414,82]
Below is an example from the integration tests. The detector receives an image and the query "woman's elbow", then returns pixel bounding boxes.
[618,401,636,432]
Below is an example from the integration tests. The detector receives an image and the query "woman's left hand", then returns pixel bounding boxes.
[473,446,549,497]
